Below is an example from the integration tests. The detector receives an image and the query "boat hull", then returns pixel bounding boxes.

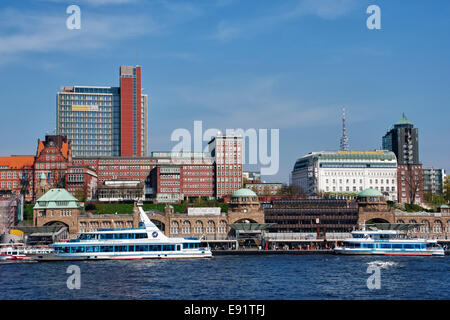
[334,248,445,256]
[38,251,212,261]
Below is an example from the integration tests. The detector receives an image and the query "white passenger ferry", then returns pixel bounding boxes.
[334,223,445,256]
[51,205,212,260]
[0,243,52,262]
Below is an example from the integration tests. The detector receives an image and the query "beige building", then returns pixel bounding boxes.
[34,188,265,241]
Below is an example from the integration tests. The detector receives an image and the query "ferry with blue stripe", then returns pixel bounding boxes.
[334,223,444,256]
[51,204,212,260]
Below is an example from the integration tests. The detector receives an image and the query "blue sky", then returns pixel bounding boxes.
[0,0,449,183]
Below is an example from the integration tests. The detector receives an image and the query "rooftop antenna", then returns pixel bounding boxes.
[340,107,349,151]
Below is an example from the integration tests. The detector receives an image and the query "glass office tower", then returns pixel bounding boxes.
[57,66,148,157]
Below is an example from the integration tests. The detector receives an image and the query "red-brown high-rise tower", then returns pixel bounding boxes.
[120,65,146,157]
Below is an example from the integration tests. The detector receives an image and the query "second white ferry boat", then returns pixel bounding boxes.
[334,223,445,256]
[51,204,212,260]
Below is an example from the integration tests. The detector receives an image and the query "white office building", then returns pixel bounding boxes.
[291,150,398,201]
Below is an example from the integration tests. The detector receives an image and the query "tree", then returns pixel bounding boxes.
[402,165,422,205]
[444,175,450,203]
[424,192,446,207]
[277,185,306,198]
[74,188,87,202]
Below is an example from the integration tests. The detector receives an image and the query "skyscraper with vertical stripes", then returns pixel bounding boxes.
[57,65,148,157]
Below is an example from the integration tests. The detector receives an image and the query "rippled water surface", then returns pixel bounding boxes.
[0,255,448,299]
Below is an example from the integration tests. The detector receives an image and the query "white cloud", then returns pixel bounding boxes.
[166,75,338,130]
[0,7,162,64]
[209,0,359,42]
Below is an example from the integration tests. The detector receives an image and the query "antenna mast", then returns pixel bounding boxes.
[340,107,349,151]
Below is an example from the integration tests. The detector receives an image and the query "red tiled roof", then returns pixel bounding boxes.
[0,156,35,169]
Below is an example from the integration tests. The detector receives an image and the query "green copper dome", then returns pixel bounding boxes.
[439,204,449,209]
[231,188,257,198]
[395,113,413,126]
[358,188,383,197]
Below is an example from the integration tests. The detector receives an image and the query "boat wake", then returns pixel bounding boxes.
[367,261,398,269]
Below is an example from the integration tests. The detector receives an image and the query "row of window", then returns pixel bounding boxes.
[346,243,428,249]
[55,243,197,254]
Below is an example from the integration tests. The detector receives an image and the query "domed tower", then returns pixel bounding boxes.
[229,188,260,213]
[228,188,264,224]
[357,188,394,224]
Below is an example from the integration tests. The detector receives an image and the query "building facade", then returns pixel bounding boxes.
[382,114,424,204]
[1,132,245,202]
[0,195,23,235]
[57,65,148,157]
[0,156,35,201]
[422,168,446,196]
[382,113,419,165]
[264,198,359,234]
[33,188,265,239]
[245,182,283,196]
[291,150,398,201]
[208,134,243,198]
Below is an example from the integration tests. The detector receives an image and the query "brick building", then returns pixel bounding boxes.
[0,156,35,201]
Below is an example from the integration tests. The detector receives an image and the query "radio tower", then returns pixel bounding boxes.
[340,107,349,151]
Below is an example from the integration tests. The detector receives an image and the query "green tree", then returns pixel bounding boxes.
[277,185,306,198]
[444,175,450,202]
[74,188,87,202]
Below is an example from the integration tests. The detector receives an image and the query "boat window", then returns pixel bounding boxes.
[163,245,175,251]
[183,243,199,249]
[135,233,148,239]
[150,245,161,251]
[392,244,403,249]
[115,245,127,252]
[100,246,114,252]
[127,245,135,252]
[136,245,149,251]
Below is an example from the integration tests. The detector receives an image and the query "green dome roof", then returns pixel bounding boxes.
[395,113,413,126]
[358,188,383,197]
[231,188,257,198]
[439,204,449,209]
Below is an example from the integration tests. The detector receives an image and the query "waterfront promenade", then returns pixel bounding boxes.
[212,248,450,255]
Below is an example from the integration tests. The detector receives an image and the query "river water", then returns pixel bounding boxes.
[0,255,448,300]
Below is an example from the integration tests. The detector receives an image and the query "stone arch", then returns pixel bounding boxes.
[194,220,204,234]
[366,218,390,224]
[408,219,418,232]
[218,220,227,234]
[231,218,259,224]
[433,220,443,234]
[206,220,216,234]
[170,221,179,235]
[182,221,191,234]
[150,219,165,232]
[43,220,69,229]
[420,220,430,233]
